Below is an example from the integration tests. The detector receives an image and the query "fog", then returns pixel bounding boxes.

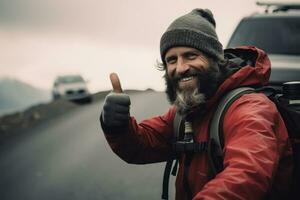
[0,0,269,92]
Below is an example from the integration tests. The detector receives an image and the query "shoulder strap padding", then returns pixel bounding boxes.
[161,111,184,200]
[173,111,184,141]
[208,87,255,178]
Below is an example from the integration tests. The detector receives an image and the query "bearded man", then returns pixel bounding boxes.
[100,9,292,200]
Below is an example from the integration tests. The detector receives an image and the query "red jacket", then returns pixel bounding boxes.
[101,46,293,200]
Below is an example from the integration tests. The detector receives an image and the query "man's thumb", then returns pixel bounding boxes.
[110,73,123,93]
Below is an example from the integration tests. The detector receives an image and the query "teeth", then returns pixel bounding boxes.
[180,76,194,82]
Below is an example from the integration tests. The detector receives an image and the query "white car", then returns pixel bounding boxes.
[52,75,92,103]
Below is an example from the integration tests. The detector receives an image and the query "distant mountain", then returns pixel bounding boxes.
[0,78,51,116]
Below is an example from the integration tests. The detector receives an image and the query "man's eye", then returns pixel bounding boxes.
[186,53,197,60]
[166,57,177,64]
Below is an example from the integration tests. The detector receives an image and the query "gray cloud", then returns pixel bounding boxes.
[1,0,271,50]
[0,0,192,47]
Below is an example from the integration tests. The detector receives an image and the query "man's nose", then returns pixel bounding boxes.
[176,58,189,75]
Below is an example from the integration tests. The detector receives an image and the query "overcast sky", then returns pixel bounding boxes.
[0,0,279,92]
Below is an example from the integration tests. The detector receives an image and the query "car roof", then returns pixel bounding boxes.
[247,11,300,19]
[54,75,85,83]
[247,1,300,19]
[56,75,82,79]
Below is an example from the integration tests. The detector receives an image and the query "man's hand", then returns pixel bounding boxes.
[102,73,131,127]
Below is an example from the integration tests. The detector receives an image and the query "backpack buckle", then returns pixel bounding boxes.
[173,141,208,153]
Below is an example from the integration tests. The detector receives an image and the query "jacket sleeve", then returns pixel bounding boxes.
[193,93,290,200]
[100,107,176,164]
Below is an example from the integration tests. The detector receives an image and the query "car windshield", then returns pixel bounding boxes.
[227,17,300,55]
[57,76,84,84]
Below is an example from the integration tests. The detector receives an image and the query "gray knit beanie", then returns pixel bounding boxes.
[160,9,224,63]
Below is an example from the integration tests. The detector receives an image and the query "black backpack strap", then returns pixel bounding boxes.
[208,87,255,178]
[162,159,174,200]
[173,141,208,153]
[183,153,193,200]
[162,112,183,200]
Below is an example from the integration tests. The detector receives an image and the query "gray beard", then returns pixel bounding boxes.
[174,88,206,116]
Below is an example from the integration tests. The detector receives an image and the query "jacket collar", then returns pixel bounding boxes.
[204,46,271,111]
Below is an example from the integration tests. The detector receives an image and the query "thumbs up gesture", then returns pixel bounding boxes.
[101,73,131,127]
[110,73,123,93]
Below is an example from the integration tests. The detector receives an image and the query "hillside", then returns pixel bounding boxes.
[0,78,51,116]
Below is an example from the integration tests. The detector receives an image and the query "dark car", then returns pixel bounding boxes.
[227,2,300,86]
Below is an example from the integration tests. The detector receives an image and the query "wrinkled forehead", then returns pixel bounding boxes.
[165,46,206,59]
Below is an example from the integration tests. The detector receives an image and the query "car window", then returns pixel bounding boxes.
[227,17,300,55]
[57,76,84,84]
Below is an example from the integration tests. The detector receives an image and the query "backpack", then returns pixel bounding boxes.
[162,81,300,200]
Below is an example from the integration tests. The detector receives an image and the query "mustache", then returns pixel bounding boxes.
[168,69,204,82]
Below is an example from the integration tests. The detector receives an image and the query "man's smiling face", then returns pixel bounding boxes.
[163,46,222,115]
[165,47,211,92]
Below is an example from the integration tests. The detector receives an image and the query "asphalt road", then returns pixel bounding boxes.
[0,90,176,200]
